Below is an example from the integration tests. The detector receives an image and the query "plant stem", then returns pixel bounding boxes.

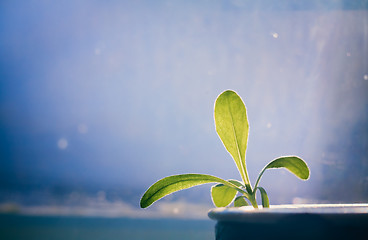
[254,166,267,190]
[248,192,258,209]
[245,183,252,195]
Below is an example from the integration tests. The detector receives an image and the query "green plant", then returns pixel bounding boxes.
[140,90,310,209]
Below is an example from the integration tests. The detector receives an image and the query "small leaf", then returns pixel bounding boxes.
[264,156,310,179]
[214,90,250,185]
[257,187,269,208]
[140,174,246,208]
[255,156,310,189]
[234,196,249,207]
[211,183,237,207]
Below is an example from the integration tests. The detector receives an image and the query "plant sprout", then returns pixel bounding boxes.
[140,90,310,209]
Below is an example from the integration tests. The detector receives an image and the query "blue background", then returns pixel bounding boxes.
[0,0,367,217]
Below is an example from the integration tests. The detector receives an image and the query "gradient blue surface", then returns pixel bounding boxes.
[0,0,367,218]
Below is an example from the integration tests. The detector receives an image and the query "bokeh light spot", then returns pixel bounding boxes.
[78,124,88,134]
[57,138,68,150]
[272,32,279,38]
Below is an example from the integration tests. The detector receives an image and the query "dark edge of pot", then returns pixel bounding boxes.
[208,204,368,240]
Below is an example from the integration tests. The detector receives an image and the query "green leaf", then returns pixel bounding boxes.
[211,183,237,207]
[254,156,310,189]
[140,174,248,208]
[257,187,269,208]
[234,196,249,207]
[214,90,250,186]
[228,179,245,188]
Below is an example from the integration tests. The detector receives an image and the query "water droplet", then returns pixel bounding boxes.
[364,74,368,81]
[272,32,279,38]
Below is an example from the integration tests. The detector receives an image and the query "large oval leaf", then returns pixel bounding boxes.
[140,174,247,208]
[254,156,310,189]
[211,183,237,207]
[214,90,250,185]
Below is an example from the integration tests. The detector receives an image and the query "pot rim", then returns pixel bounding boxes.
[208,203,368,223]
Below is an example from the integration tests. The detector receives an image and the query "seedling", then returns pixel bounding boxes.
[140,90,310,209]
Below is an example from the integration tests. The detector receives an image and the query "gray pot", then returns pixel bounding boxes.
[208,204,368,240]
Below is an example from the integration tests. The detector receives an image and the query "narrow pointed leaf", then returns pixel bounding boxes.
[234,196,249,207]
[214,90,250,185]
[211,183,237,207]
[140,174,246,208]
[255,156,310,189]
[257,187,269,208]
[228,179,245,188]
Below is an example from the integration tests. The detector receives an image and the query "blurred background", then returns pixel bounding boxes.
[0,0,367,224]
